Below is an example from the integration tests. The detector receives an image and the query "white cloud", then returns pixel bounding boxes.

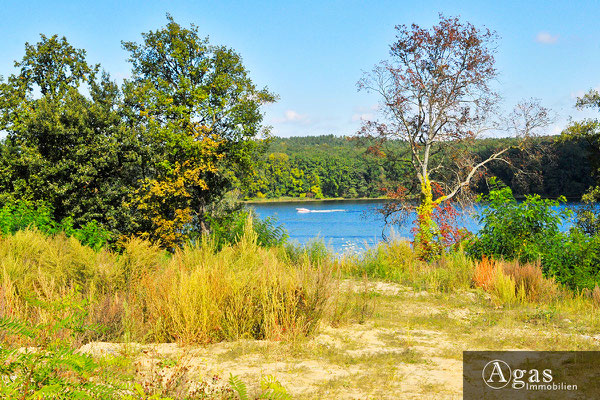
[351,112,374,122]
[549,122,564,135]
[535,32,559,44]
[570,90,585,99]
[273,109,310,124]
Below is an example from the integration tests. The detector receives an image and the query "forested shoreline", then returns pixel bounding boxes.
[243,134,595,201]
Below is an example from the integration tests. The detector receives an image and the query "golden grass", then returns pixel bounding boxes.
[0,223,345,345]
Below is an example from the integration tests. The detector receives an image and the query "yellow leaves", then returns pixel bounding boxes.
[127,120,230,250]
[130,131,224,250]
[132,175,194,249]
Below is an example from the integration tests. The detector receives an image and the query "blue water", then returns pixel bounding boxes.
[248,200,583,254]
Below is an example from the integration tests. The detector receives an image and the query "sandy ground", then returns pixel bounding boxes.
[79,281,600,399]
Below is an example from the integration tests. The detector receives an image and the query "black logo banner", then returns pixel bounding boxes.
[464,351,600,399]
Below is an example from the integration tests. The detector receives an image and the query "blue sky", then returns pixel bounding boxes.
[1,0,599,137]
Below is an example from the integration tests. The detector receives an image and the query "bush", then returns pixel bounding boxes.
[466,178,572,263]
[0,221,346,345]
[540,230,600,290]
[341,240,475,292]
[0,200,112,250]
[346,240,416,282]
[283,239,332,266]
[473,257,561,305]
[466,179,600,290]
[473,256,495,292]
[142,222,335,343]
[207,209,288,251]
[0,296,118,399]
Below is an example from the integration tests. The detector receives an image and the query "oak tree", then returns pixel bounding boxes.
[122,16,276,248]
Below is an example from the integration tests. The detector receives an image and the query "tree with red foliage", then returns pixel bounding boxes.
[358,15,551,259]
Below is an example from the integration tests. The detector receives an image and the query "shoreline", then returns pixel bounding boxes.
[243,196,390,204]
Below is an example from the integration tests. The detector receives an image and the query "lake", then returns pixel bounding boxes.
[248,199,583,254]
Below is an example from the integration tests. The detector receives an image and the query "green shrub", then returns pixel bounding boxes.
[207,209,288,250]
[0,200,112,250]
[468,179,600,290]
[428,249,476,292]
[540,230,600,290]
[282,239,332,266]
[351,240,415,282]
[0,296,117,399]
[466,178,572,263]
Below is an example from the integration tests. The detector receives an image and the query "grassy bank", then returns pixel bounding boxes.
[2,225,600,398]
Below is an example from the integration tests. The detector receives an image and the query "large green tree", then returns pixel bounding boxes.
[0,35,138,233]
[121,16,276,247]
[0,17,275,249]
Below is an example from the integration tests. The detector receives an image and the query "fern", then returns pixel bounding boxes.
[229,373,249,400]
[0,296,120,399]
[260,375,291,400]
[0,316,36,338]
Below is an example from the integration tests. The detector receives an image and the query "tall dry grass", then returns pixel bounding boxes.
[473,257,564,306]
[340,239,476,292]
[0,223,344,345]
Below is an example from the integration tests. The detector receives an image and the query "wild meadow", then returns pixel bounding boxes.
[2,187,600,398]
[0,10,599,400]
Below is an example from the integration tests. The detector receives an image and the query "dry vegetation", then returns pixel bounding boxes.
[2,230,600,398]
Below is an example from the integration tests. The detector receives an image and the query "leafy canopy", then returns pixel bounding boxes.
[122,15,275,248]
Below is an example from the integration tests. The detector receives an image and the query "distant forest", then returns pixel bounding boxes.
[243,135,594,200]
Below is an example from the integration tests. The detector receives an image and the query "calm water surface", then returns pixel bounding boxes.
[248,200,582,254]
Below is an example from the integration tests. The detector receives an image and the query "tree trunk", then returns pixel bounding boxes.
[414,175,442,260]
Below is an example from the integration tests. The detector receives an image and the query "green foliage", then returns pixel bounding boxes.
[468,179,600,290]
[228,374,248,400]
[467,178,572,263]
[341,240,475,292]
[0,200,112,250]
[228,374,290,400]
[244,135,595,201]
[207,210,288,251]
[0,296,116,399]
[540,230,600,290]
[576,186,600,236]
[0,16,274,250]
[245,135,407,199]
[122,15,276,248]
[353,240,416,282]
[282,239,331,266]
[561,88,600,185]
[0,34,139,238]
[259,375,291,400]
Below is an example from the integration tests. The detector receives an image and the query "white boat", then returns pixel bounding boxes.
[296,208,345,213]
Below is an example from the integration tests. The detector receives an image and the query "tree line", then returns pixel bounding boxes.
[243,134,595,201]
